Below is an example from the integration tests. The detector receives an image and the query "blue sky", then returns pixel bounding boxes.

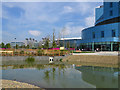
[2,2,102,43]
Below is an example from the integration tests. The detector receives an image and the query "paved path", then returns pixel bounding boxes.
[73,52,119,56]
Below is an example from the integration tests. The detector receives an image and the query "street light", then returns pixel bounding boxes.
[14,38,16,52]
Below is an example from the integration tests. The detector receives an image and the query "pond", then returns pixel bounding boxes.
[2,60,120,88]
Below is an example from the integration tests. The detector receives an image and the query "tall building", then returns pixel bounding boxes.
[60,1,120,51]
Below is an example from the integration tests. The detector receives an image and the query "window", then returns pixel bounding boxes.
[110,2,113,8]
[112,30,116,37]
[101,31,104,38]
[93,32,95,38]
[110,10,113,16]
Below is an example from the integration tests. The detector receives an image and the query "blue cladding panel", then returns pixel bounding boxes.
[81,23,119,43]
[95,6,103,22]
[96,2,120,25]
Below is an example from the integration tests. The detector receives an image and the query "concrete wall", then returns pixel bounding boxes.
[63,55,119,65]
[2,56,64,61]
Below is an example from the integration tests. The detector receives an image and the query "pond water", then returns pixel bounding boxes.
[2,60,120,88]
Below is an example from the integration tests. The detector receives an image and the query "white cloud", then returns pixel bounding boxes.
[62,6,73,13]
[61,27,71,36]
[3,2,59,24]
[75,3,95,15]
[60,23,84,37]
[2,0,104,2]
[85,16,95,27]
[29,30,41,36]
[38,15,58,23]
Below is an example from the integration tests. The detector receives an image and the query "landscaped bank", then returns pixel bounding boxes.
[63,55,119,68]
[1,79,40,88]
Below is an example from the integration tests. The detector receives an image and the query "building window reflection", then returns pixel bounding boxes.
[110,10,113,16]
[110,2,113,8]
[101,31,104,38]
[112,30,116,37]
[93,32,95,39]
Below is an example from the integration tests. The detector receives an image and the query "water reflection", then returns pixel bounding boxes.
[44,70,50,84]
[76,66,119,88]
[2,61,119,88]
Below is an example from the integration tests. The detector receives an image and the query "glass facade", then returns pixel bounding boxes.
[93,32,95,38]
[110,2,113,8]
[101,31,104,38]
[112,30,116,37]
[110,10,113,16]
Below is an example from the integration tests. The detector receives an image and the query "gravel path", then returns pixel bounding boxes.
[1,79,40,88]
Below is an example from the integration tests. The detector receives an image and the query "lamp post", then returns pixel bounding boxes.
[14,38,16,52]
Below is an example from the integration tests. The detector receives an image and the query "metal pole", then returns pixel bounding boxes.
[15,38,16,52]
[101,45,102,51]
[92,41,94,51]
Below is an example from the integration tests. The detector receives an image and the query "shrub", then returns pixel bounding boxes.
[59,58,63,62]
[14,51,18,55]
[20,50,24,54]
[25,56,35,63]
[38,49,43,55]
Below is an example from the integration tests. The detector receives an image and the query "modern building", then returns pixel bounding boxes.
[10,42,25,48]
[60,37,82,49]
[24,38,38,48]
[60,1,120,51]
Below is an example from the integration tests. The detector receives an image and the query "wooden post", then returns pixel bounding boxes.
[59,50,60,56]
[47,49,48,56]
[12,52,13,56]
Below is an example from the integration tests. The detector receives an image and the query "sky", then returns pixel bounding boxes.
[2,1,103,43]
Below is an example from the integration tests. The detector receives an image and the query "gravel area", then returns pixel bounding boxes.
[1,79,40,88]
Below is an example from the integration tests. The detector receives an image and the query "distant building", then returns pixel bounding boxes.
[24,38,38,48]
[60,37,82,49]
[10,42,25,48]
[34,42,39,48]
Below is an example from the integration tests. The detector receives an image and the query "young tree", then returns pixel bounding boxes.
[66,42,70,49]
[26,45,29,49]
[44,39,49,49]
[5,43,11,48]
[1,42,5,48]
[16,44,19,49]
[52,29,57,48]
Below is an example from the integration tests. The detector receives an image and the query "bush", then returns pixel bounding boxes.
[59,58,63,62]
[20,50,24,54]
[25,56,35,63]
[14,51,18,55]
[38,49,43,55]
